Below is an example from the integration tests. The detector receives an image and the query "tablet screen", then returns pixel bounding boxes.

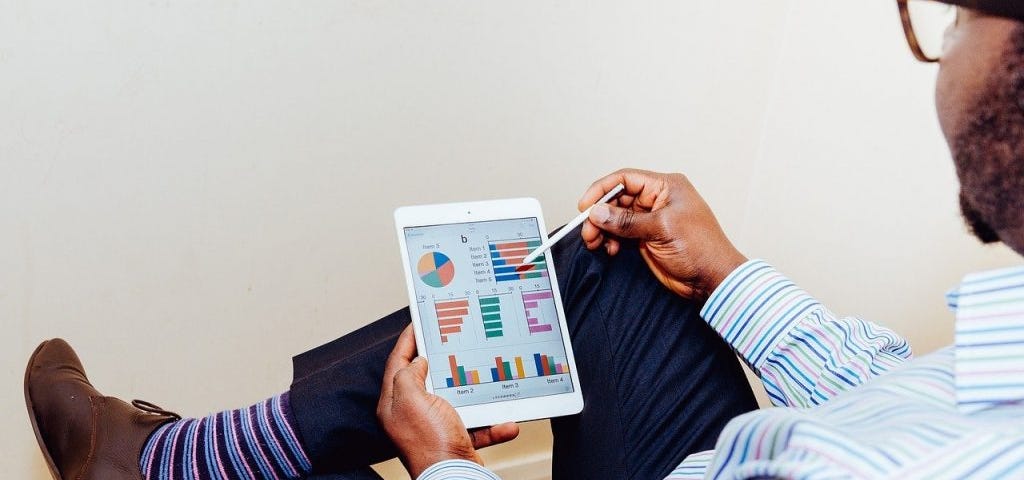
[404,217,575,408]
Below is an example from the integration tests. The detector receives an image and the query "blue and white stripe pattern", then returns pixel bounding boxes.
[951,265,1024,414]
[423,261,1024,480]
[419,459,502,479]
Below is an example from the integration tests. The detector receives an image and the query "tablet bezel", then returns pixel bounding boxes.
[394,197,584,429]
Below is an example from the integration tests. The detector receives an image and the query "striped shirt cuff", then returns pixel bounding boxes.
[700,259,822,369]
[417,459,501,480]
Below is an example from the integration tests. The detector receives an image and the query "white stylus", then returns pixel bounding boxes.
[521,183,626,265]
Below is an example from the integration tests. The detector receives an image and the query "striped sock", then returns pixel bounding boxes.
[139,392,312,480]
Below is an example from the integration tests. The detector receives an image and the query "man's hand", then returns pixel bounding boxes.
[377,325,520,478]
[580,168,747,300]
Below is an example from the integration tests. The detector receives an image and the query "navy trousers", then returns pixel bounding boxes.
[289,231,758,479]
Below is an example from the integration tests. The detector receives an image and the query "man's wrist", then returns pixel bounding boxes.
[704,249,748,297]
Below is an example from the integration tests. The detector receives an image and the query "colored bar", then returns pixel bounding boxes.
[502,361,513,380]
[527,318,538,325]
[523,301,538,308]
[522,271,544,279]
[446,378,454,387]
[485,330,503,338]
[548,357,557,376]
[556,364,564,374]
[481,305,501,313]
[439,326,461,335]
[529,324,553,333]
[522,291,553,301]
[495,274,520,282]
[496,241,528,249]
[492,258,523,266]
[482,312,502,321]
[491,367,500,382]
[437,308,469,317]
[534,354,545,377]
[515,357,526,379]
[495,357,506,381]
[438,318,463,327]
[479,296,501,305]
[457,366,467,386]
[436,299,469,310]
[470,370,481,384]
[449,355,460,387]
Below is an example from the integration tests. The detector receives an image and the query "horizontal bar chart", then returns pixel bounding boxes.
[489,239,549,282]
[522,290,555,334]
[478,295,504,339]
[435,298,470,343]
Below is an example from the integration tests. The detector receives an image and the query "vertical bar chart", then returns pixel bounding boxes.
[522,290,555,334]
[489,239,549,282]
[478,295,504,339]
[435,298,470,343]
[533,353,569,377]
[491,355,525,382]
[446,355,483,387]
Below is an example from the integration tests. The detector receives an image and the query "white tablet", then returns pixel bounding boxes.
[394,197,584,428]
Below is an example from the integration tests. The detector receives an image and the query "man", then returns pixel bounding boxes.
[374,0,1024,478]
[23,1,1024,479]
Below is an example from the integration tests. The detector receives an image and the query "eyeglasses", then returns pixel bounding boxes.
[897,0,960,62]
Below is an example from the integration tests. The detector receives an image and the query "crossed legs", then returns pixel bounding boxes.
[289,232,758,479]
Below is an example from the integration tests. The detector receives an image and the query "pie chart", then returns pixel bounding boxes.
[418,252,455,288]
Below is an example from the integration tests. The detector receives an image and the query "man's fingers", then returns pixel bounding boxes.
[588,203,663,240]
[382,325,417,400]
[469,422,520,449]
[578,169,664,212]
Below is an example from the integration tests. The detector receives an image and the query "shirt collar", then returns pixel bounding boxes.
[949,265,1024,414]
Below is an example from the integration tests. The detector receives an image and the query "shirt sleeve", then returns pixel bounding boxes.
[417,459,502,480]
[700,260,913,408]
[664,450,715,479]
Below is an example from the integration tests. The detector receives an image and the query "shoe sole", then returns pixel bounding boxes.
[24,339,64,480]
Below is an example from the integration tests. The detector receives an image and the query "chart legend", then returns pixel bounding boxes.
[489,239,549,282]
[435,298,470,343]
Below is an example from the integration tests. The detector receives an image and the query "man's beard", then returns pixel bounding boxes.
[952,27,1024,245]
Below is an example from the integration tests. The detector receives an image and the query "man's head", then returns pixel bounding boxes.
[933,3,1024,253]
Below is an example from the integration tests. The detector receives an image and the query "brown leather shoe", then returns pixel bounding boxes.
[24,339,181,480]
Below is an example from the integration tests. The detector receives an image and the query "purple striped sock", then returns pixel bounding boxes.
[139,392,312,480]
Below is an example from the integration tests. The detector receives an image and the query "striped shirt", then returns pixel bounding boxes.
[420,260,1024,480]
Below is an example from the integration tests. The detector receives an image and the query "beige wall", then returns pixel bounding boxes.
[2,1,1019,479]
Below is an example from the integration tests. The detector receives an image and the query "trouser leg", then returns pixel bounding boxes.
[289,228,757,477]
[547,235,758,480]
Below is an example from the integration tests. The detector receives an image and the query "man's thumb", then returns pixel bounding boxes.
[589,204,661,240]
[394,357,430,397]
[409,356,429,379]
